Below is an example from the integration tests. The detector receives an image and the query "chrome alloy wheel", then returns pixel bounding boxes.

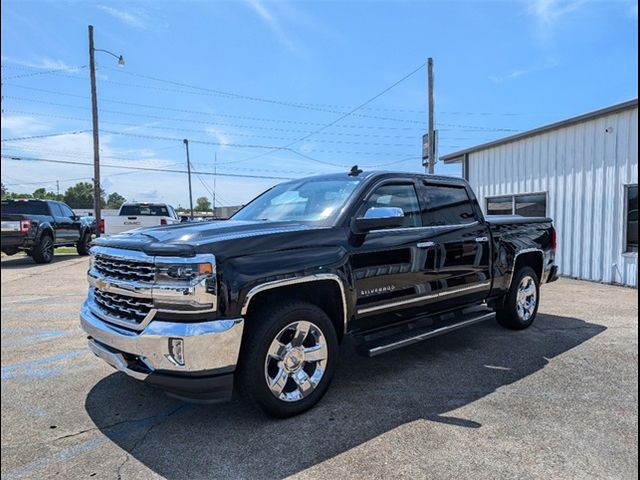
[264,320,328,402]
[516,275,537,321]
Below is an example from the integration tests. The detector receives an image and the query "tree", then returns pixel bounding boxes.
[106,192,126,209]
[32,188,63,201]
[1,182,6,196]
[63,182,105,209]
[195,196,211,212]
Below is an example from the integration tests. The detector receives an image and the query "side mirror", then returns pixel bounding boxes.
[351,207,405,234]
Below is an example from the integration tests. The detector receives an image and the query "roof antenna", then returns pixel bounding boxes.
[348,165,363,177]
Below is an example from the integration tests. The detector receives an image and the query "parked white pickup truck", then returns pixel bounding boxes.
[100,203,180,236]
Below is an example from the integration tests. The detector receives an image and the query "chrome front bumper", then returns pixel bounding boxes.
[80,299,244,379]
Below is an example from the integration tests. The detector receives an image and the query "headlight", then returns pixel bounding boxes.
[164,263,213,280]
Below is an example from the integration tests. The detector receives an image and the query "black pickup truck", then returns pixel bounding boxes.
[81,171,558,417]
[1,199,94,263]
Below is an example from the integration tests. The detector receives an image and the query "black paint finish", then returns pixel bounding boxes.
[93,172,557,336]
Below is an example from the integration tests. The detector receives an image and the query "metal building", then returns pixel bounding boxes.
[441,99,638,287]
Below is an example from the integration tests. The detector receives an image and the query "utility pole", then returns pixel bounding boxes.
[88,25,102,234]
[427,57,435,174]
[183,139,194,219]
[212,152,217,219]
[56,180,60,197]
[87,25,124,235]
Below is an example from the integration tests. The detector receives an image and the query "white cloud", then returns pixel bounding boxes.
[205,127,233,150]
[97,5,147,29]
[244,0,299,53]
[490,58,560,83]
[1,115,51,135]
[526,0,588,41]
[1,55,80,71]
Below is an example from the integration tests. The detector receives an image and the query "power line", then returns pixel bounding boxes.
[1,130,91,142]
[2,106,423,137]
[1,154,298,181]
[224,63,426,166]
[3,95,424,131]
[0,64,87,80]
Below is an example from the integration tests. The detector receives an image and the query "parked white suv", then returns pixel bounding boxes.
[100,203,180,236]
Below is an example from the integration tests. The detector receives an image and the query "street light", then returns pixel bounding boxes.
[88,25,125,236]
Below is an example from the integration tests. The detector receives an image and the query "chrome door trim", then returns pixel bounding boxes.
[357,281,491,315]
[241,274,349,334]
[369,221,479,235]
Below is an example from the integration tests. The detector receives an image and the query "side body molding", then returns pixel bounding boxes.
[240,274,349,334]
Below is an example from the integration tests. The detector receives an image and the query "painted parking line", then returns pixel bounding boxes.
[1,328,83,348]
[1,350,89,380]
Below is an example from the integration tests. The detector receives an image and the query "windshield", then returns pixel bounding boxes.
[232,178,361,223]
[120,205,169,216]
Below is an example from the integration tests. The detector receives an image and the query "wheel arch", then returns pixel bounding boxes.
[241,275,348,342]
[511,249,544,288]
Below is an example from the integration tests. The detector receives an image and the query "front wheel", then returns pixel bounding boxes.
[76,232,91,256]
[238,301,338,418]
[496,266,540,330]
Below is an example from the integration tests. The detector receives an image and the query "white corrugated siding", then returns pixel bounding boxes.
[467,106,638,287]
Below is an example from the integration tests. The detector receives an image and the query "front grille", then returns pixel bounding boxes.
[94,254,156,283]
[93,288,154,324]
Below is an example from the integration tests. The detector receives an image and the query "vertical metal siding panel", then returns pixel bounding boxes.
[554,129,565,274]
[592,117,606,282]
[601,113,617,284]
[569,124,580,279]
[581,120,594,280]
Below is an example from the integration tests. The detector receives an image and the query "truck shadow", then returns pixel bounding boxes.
[85,313,605,479]
[0,252,83,269]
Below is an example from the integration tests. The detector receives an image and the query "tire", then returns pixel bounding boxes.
[496,266,540,330]
[237,301,338,418]
[32,233,54,264]
[77,232,91,256]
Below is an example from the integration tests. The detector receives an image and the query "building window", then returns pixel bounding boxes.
[626,184,638,253]
[486,192,547,217]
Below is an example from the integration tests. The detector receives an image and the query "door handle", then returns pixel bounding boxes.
[417,241,436,248]
[475,236,489,243]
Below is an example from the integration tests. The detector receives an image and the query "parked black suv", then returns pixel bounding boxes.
[81,171,558,417]
[1,199,94,263]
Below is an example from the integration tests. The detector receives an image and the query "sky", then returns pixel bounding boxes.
[1,0,638,209]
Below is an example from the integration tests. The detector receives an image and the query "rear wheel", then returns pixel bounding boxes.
[496,266,540,330]
[238,301,338,418]
[77,232,91,256]
[32,234,54,264]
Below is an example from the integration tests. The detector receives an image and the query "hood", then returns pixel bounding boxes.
[92,220,316,256]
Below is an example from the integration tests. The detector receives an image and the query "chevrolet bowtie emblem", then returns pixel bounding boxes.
[95,279,107,290]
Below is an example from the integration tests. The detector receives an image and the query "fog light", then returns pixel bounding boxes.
[168,338,185,366]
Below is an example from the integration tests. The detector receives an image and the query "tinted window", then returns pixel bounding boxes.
[515,193,546,217]
[49,203,64,216]
[627,185,638,253]
[120,205,170,216]
[422,184,475,226]
[360,184,421,228]
[1,201,51,215]
[59,203,75,217]
[487,196,513,215]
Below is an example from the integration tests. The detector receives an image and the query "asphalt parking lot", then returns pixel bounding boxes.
[1,253,638,480]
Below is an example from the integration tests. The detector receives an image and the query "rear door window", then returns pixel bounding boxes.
[422,183,476,226]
